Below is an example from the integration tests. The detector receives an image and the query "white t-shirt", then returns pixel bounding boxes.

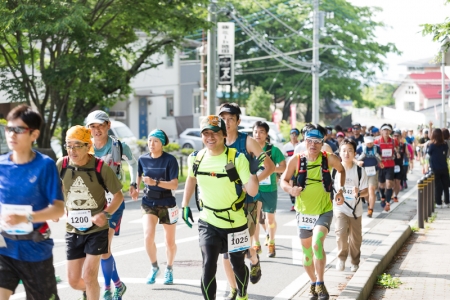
[333,163,368,218]
[282,142,300,162]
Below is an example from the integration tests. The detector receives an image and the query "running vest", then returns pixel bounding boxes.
[374,137,396,168]
[228,132,251,161]
[294,151,333,193]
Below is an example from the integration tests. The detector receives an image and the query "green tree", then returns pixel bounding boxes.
[360,83,397,108]
[0,0,208,147]
[422,5,450,56]
[246,86,272,120]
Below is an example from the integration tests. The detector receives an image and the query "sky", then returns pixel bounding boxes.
[348,0,450,83]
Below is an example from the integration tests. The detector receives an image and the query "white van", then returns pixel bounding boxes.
[109,120,140,159]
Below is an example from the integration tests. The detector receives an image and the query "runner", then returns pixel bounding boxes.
[324,126,338,152]
[251,121,286,258]
[181,115,261,300]
[134,129,179,285]
[282,128,301,211]
[85,110,138,300]
[356,135,382,218]
[351,123,364,146]
[280,123,346,300]
[374,124,399,212]
[392,129,409,201]
[0,105,64,300]
[57,126,124,300]
[218,103,275,299]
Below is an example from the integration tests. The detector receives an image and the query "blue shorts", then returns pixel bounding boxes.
[109,208,124,236]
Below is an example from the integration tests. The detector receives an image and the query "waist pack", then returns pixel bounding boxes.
[144,188,173,199]
[1,222,51,242]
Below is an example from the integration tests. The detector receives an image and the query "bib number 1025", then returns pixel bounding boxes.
[227,229,251,253]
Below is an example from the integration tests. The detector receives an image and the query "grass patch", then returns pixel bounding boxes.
[428,212,437,223]
[376,273,402,289]
[410,224,419,233]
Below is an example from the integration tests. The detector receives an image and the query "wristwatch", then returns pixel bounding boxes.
[102,211,112,220]
[26,213,34,223]
[155,179,160,187]
[130,182,137,189]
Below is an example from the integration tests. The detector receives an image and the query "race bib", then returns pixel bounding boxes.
[105,192,114,204]
[394,165,401,173]
[167,206,179,224]
[382,149,392,157]
[68,210,92,231]
[343,186,356,207]
[227,229,251,253]
[257,170,271,186]
[297,213,319,230]
[0,204,33,235]
[365,166,376,176]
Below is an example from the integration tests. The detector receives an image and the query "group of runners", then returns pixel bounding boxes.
[0,103,424,300]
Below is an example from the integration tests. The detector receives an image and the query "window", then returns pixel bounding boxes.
[187,130,201,137]
[166,96,174,116]
[109,110,126,120]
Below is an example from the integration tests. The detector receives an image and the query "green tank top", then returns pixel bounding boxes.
[295,154,333,215]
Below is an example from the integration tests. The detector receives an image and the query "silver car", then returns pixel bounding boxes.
[179,128,203,150]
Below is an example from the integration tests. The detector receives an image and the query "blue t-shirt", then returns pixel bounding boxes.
[356,145,381,168]
[138,152,179,207]
[0,151,64,262]
[427,143,449,171]
[405,136,415,145]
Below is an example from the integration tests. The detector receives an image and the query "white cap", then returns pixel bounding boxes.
[364,136,374,143]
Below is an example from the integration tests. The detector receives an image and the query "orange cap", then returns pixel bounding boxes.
[66,125,94,154]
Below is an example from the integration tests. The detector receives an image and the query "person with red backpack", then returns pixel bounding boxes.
[280,124,345,300]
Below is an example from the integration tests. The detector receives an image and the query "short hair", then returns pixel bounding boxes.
[7,104,42,131]
[218,103,242,120]
[302,123,326,138]
[334,125,343,132]
[253,121,270,134]
[339,138,357,152]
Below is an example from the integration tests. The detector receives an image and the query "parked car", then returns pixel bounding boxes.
[0,124,8,154]
[179,128,203,150]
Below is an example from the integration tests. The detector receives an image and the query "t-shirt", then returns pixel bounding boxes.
[57,156,122,235]
[138,152,179,207]
[405,136,415,145]
[295,153,333,215]
[333,163,368,218]
[351,135,365,147]
[94,136,138,210]
[325,139,338,152]
[374,136,398,168]
[259,144,285,193]
[0,151,64,262]
[282,141,299,162]
[427,143,449,171]
[188,148,250,229]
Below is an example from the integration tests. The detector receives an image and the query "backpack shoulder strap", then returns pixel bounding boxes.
[265,143,273,159]
[94,158,109,193]
[332,168,337,180]
[193,148,207,177]
[357,165,362,185]
[226,147,242,185]
[60,156,70,180]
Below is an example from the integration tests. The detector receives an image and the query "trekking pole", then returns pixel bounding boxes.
[417,178,425,229]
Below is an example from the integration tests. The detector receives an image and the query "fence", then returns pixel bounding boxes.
[417,172,435,228]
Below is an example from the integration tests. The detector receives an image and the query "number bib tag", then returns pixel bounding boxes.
[257,170,271,186]
[105,192,114,204]
[167,206,179,224]
[382,149,392,157]
[343,186,356,207]
[297,214,319,230]
[365,166,376,176]
[68,210,92,231]
[0,204,33,235]
[227,229,251,253]
[394,165,401,173]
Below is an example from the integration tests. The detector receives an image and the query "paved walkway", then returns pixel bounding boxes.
[369,206,450,300]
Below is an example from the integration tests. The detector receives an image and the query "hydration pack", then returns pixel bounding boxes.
[294,151,333,193]
[109,135,124,179]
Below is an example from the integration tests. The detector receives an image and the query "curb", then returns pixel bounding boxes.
[337,224,412,300]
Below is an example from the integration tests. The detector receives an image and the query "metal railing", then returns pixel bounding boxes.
[417,172,435,228]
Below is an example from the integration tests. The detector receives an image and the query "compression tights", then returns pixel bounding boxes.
[201,245,248,299]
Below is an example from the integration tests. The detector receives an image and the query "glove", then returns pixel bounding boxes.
[182,207,194,228]
[249,152,266,175]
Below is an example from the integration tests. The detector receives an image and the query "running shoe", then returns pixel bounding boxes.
[436,204,442,209]
[267,243,276,258]
[336,260,345,271]
[444,203,449,208]
[367,208,373,218]
[309,283,318,300]
[113,282,127,300]
[384,202,390,212]
[253,244,262,255]
[393,196,398,203]
[264,234,269,246]
[315,283,329,300]
[290,205,295,212]
[103,289,112,300]
[249,255,262,284]
[146,266,160,284]
[380,200,386,208]
[163,268,173,285]
[350,264,359,272]
[227,288,238,300]
[236,294,248,300]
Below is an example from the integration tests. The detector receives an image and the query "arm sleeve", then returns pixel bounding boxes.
[121,143,138,183]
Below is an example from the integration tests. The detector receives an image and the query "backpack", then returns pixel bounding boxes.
[332,165,363,219]
[192,147,246,224]
[109,135,124,179]
[293,151,333,193]
[60,156,109,193]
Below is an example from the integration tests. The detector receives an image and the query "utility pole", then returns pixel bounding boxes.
[311,0,320,124]
[207,0,217,115]
[442,48,446,128]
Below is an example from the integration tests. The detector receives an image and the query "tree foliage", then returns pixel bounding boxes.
[0,0,208,147]
[246,86,272,120]
[360,83,397,108]
[422,3,450,56]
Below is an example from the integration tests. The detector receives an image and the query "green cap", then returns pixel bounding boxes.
[201,115,227,136]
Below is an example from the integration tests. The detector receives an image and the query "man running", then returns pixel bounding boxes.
[85,110,138,300]
[280,124,345,300]
[282,128,301,211]
[351,123,364,146]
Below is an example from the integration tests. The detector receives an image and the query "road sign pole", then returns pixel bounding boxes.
[207,0,217,115]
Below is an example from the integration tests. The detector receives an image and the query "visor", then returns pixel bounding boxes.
[304,129,324,139]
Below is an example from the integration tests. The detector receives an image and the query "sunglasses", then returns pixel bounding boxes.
[5,126,33,134]
[305,138,323,145]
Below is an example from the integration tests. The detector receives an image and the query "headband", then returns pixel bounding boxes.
[148,129,166,146]
[305,129,324,139]
[380,124,392,131]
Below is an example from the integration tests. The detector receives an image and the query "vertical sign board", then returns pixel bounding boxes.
[218,22,235,86]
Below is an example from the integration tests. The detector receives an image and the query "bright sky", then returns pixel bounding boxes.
[348,0,450,83]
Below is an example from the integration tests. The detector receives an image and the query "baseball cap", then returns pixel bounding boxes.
[336,132,345,138]
[352,123,361,129]
[364,136,374,143]
[372,127,379,133]
[290,128,300,135]
[85,110,110,126]
[201,115,227,135]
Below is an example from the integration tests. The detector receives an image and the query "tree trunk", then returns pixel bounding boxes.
[304,102,312,123]
[282,98,292,121]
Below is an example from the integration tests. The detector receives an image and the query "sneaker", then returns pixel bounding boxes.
[336,260,345,271]
[308,283,318,300]
[367,208,373,218]
[380,200,386,208]
[113,282,127,300]
[163,268,173,285]
[253,244,262,255]
[436,204,442,209]
[393,196,398,203]
[264,234,269,246]
[227,288,238,300]
[146,266,160,284]
[350,264,359,272]
[315,283,329,300]
[103,289,112,300]
[290,205,295,212]
[384,202,390,212]
[249,255,262,284]
[444,203,449,208]
[267,243,276,258]
[236,294,248,300]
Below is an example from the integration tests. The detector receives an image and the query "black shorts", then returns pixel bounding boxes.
[65,229,109,260]
[378,167,395,183]
[198,219,248,254]
[394,166,403,180]
[0,255,59,299]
